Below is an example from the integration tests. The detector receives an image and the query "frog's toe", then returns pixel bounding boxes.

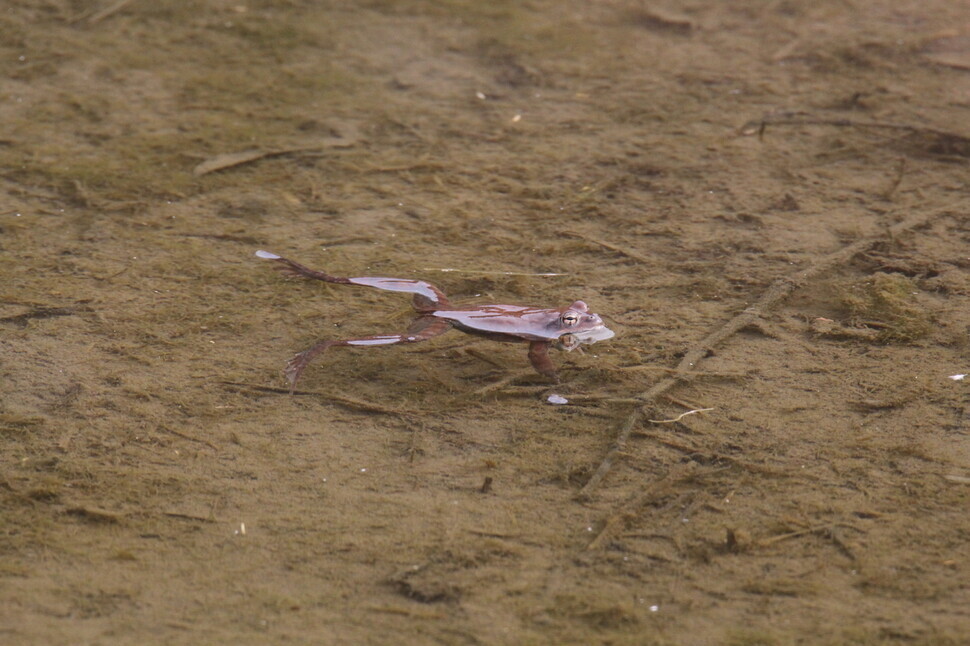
[284,352,311,388]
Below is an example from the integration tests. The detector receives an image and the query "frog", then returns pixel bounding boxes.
[256,250,614,387]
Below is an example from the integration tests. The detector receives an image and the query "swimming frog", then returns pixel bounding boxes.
[256,250,614,387]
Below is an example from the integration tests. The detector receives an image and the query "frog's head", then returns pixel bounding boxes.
[553,300,614,351]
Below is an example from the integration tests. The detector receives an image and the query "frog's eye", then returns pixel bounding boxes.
[561,312,580,327]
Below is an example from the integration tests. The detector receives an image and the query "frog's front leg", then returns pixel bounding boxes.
[283,317,453,389]
[527,340,559,382]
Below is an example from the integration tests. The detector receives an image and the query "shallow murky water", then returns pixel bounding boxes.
[2,1,968,643]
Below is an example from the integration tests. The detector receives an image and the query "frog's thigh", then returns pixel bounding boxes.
[406,317,453,340]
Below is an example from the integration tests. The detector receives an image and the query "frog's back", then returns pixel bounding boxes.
[433,305,561,341]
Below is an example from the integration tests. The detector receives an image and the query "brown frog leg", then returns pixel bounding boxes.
[528,340,559,382]
[257,250,450,310]
[284,317,453,389]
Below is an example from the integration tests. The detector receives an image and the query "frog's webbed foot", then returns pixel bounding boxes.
[256,250,352,284]
[284,336,408,390]
[285,342,335,389]
[283,319,453,390]
[528,341,560,383]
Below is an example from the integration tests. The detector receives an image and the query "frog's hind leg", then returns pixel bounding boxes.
[256,250,450,310]
[283,317,453,389]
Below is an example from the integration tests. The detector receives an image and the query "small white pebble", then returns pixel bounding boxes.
[255,250,280,259]
[547,394,569,405]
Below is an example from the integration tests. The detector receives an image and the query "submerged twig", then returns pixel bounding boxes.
[883,157,907,200]
[561,231,654,265]
[633,431,790,476]
[219,381,414,416]
[420,268,566,277]
[616,364,754,379]
[577,203,960,499]
[647,408,713,424]
[0,473,18,492]
[463,348,507,370]
[65,505,122,523]
[156,425,218,450]
[472,369,539,396]
[586,464,700,550]
[740,113,970,159]
[757,522,863,553]
[74,0,134,25]
[0,307,79,327]
[740,113,970,144]
[163,511,218,523]
[193,135,358,176]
